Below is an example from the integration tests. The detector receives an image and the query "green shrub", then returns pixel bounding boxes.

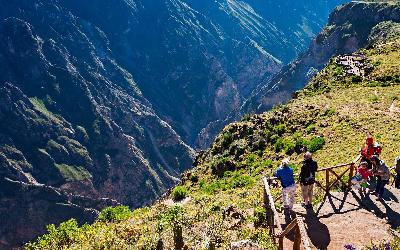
[201,181,220,194]
[307,137,325,152]
[157,206,184,231]
[269,134,279,144]
[324,108,336,116]
[389,94,398,101]
[171,185,188,201]
[98,206,132,223]
[274,124,286,135]
[253,206,266,227]
[190,175,199,183]
[351,75,362,83]
[369,94,380,103]
[305,124,316,134]
[230,173,253,188]
[26,219,81,249]
[221,132,234,148]
[274,138,295,154]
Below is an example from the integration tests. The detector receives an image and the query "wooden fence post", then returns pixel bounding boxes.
[325,170,330,194]
[348,163,354,189]
[293,225,301,250]
[156,238,164,250]
[173,224,184,250]
[278,237,284,250]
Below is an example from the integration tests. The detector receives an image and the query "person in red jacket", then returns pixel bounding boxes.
[360,134,382,169]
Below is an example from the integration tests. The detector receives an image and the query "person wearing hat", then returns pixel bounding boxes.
[299,152,318,209]
[371,155,390,200]
[274,158,296,211]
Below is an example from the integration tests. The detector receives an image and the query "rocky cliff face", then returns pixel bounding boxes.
[198,1,400,147]
[0,0,345,247]
[0,1,194,247]
[68,0,343,145]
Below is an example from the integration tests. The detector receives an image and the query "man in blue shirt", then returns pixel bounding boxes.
[274,158,297,210]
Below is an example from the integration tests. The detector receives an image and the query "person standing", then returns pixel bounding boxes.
[371,155,390,200]
[299,152,318,209]
[274,158,296,211]
[360,134,382,169]
[394,156,400,189]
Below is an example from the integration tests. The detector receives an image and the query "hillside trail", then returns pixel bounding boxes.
[278,185,400,249]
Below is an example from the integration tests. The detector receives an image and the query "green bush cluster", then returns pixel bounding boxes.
[200,171,254,195]
[305,124,316,134]
[171,186,188,201]
[253,206,266,227]
[156,206,184,231]
[274,135,325,154]
[274,124,286,135]
[274,138,295,154]
[307,137,326,153]
[26,219,84,249]
[98,206,132,223]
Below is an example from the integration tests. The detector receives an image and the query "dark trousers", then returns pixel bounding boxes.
[395,174,400,189]
[375,178,388,197]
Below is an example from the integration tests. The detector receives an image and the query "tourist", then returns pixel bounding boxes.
[360,134,382,169]
[299,152,318,209]
[395,156,400,189]
[351,161,372,194]
[371,155,390,200]
[274,158,296,211]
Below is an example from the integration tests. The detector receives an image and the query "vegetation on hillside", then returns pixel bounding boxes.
[26,28,400,250]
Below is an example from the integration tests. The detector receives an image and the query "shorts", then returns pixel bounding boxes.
[301,184,314,199]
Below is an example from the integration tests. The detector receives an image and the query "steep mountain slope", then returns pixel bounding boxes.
[62,0,346,145]
[198,1,400,147]
[0,1,194,247]
[26,5,400,249]
[0,0,346,247]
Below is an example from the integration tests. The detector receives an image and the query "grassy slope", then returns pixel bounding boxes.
[26,33,400,250]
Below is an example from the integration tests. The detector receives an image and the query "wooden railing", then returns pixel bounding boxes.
[263,177,311,250]
[263,155,362,250]
[314,155,361,194]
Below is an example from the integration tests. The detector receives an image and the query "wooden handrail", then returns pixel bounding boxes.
[295,214,312,250]
[263,177,312,250]
[270,155,362,180]
[263,177,283,236]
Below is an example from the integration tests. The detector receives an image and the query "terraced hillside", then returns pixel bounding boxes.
[26,17,400,250]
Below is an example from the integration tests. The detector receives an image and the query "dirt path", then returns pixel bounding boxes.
[279,186,400,249]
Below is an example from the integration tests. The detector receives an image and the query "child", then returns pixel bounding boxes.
[357,161,373,193]
[351,162,372,192]
[274,158,296,211]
